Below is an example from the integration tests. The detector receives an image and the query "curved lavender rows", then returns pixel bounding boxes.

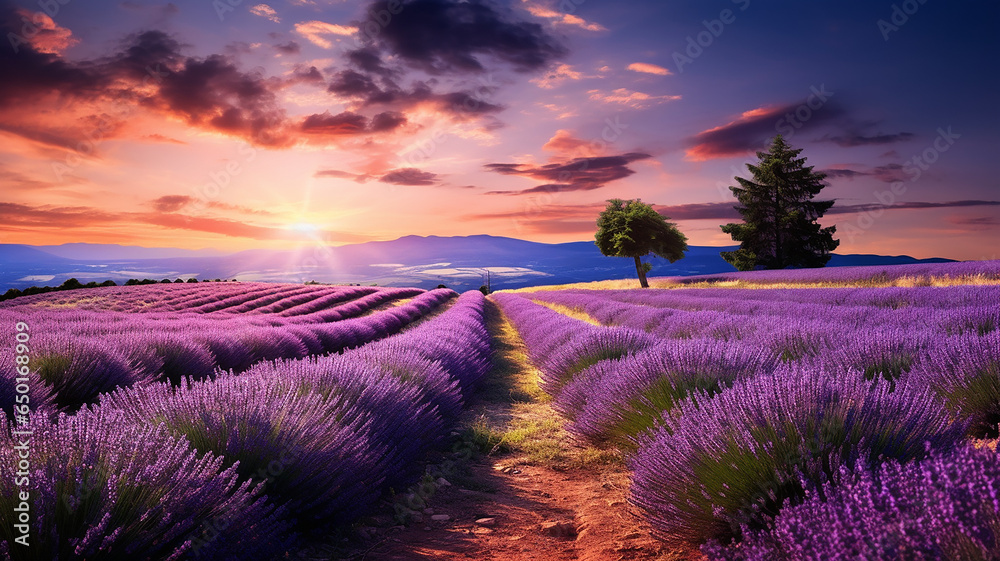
[212,285,329,315]
[95,368,415,530]
[286,287,426,324]
[1,288,458,411]
[25,333,155,411]
[500,282,1000,554]
[0,410,292,560]
[273,286,379,317]
[492,293,657,396]
[560,339,779,449]
[371,290,492,396]
[176,283,313,313]
[628,366,967,549]
[702,444,1000,560]
[70,290,491,547]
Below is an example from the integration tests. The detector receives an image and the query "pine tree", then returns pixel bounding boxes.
[721,135,839,270]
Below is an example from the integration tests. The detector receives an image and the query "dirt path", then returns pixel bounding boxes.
[342,300,684,561]
[363,460,668,561]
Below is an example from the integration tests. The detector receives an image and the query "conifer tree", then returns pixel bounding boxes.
[721,135,839,270]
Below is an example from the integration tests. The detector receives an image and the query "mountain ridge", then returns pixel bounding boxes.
[0,235,959,291]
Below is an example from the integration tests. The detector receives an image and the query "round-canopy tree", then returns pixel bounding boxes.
[595,199,688,288]
[721,135,839,270]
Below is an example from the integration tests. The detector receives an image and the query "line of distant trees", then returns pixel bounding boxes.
[0,277,238,302]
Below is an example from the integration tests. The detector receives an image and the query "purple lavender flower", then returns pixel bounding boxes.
[562,338,779,449]
[702,443,1000,561]
[0,409,293,560]
[628,365,966,549]
[911,331,1000,437]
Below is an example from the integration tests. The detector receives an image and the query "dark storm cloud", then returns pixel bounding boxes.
[301,111,368,135]
[369,111,407,131]
[288,65,323,84]
[320,0,560,126]
[685,102,844,160]
[0,7,108,106]
[363,0,566,75]
[300,110,407,137]
[328,69,503,118]
[484,153,651,195]
[156,54,289,145]
[113,29,184,80]
[0,4,412,149]
[345,46,394,76]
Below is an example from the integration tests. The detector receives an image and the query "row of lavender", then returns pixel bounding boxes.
[0,286,448,415]
[1,290,492,559]
[494,287,1000,560]
[12,282,381,314]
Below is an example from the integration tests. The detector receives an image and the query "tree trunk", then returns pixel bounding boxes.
[634,256,649,288]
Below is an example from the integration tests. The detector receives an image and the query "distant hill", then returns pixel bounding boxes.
[0,235,959,291]
[36,243,227,260]
[0,244,73,264]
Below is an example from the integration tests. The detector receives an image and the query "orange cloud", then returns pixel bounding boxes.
[531,63,583,89]
[627,62,671,76]
[16,9,77,54]
[294,20,357,49]
[542,129,602,157]
[0,201,368,243]
[525,3,606,32]
[250,4,280,23]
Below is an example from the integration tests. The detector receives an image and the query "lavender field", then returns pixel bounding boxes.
[2,261,1000,560]
[0,284,491,559]
[495,261,1000,559]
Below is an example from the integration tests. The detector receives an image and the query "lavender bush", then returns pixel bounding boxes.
[912,332,1000,437]
[562,338,779,449]
[702,443,1000,560]
[628,366,966,548]
[0,410,292,560]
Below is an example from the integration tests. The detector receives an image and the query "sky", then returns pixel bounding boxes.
[0,0,997,259]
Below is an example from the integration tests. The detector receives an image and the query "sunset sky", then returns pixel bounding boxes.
[0,0,997,259]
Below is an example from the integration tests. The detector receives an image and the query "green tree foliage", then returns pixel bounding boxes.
[721,135,839,271]
[0,279,117,302]
[595,199,688,288]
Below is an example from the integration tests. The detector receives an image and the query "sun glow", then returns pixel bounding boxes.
[287,222,320,235]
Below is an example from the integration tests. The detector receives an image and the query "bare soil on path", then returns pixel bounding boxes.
[334,300,689,561]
